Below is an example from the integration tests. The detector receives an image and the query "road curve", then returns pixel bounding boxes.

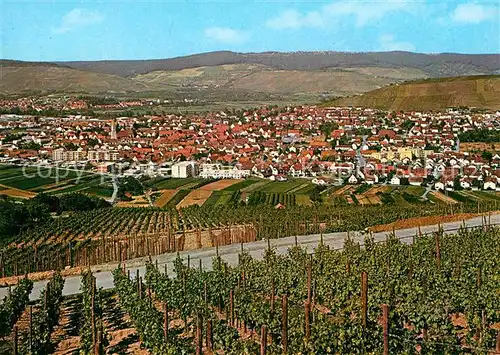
[1,214,498,302]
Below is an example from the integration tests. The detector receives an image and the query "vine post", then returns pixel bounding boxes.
[270,279,275,312]
[361,271,368,330]
[163,302,169,344]
[29,305,33,353]
[13,325,18,355]
[282,294,288,354]
[91,275,96,350]
[230,289,234,327]
[260,325,267,355]
[304,301,311,342]
[382,304,389,355]
[206,319,213,350]
[435,232,441,272]
[94,329,102,355]
[196,313,203,355]
[307,259,312,304]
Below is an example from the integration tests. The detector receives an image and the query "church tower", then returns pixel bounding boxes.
[111,119,117,140]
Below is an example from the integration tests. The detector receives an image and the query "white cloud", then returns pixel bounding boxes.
[204,27,249,44]
[379,34,416,52]
[266,9,325,30]
[53,8,104,34]
[266,0,408,30]
[451,3,499,24]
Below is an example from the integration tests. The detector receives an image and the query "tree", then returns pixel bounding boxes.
[118,176,144,198]
[0,199,50,240]
[310,186,324,204]
[64,142,78,151]
[59,193,111,212]
[453,175,463,191]
[401,120,415,131]
[319,122,338,140]
[32,193,60,213]
[481,151,493,162]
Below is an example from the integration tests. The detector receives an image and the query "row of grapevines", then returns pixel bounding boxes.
[19,272,65,355]
[144,257,260,354]
[143,226,499,354]
[79,270,107,354]
[0,277,33,337]
[112,267,193,354]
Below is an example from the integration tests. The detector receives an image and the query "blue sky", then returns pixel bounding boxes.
[1,0,499,61]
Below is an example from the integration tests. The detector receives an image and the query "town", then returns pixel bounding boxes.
[1,97,499,194]
[2,1,500,353]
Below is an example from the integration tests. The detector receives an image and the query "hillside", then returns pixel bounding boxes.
[0,64,165,94]
[327,75,500,110]
[1,51,498,99]
[58,51,500,77]
[132,64,420,96]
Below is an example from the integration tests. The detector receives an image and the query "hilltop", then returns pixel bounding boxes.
[326,75,500,111]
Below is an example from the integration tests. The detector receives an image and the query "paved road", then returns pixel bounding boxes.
[1,214,498,302]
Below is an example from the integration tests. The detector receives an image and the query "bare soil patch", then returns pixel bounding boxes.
[177,189,212,209]
[0,184,36,199]
[154,189,177,207]
[368,211,498,233]
[431,191,458,204]
[199,179,242,191]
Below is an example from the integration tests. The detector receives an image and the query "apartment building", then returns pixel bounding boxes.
[199,163,250,179]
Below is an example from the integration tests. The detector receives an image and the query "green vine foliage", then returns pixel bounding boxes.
[79,270,108,355]
[140,226,499,354]
[112,267,193,354]
[0,277,33,337]
[20,272,65,355]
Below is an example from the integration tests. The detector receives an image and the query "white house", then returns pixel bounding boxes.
[199,163,250,179]
[348,174,358,184]
[434,181,445,191]
[172,161,198,178]
[312,177,329,186]
[390,175,401,185]
[483,179,497,190]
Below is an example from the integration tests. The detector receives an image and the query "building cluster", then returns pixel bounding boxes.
[0,96,161,112]
[1,104,499,191]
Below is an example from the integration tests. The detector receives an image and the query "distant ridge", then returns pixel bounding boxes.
[326,75,500,111]
[55,51,500,77]
[1,51,499,99]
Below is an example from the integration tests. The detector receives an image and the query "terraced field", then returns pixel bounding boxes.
[154,189,178,207]
[176,189,212,209]
[0,165,92,191]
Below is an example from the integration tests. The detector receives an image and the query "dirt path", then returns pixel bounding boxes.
[51,296,82,355]
[368,211,499,233]
[103,294,149,355]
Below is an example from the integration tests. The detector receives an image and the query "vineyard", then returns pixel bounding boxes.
[1,226,499,354]
[247,191,296,207]
[0,200,499,279]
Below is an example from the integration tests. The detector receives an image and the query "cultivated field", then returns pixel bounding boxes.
[0,184,37,199]
[176,189,212,209]
[431,191,459,204]
[154,189,177,207]
[199,179,242,191]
